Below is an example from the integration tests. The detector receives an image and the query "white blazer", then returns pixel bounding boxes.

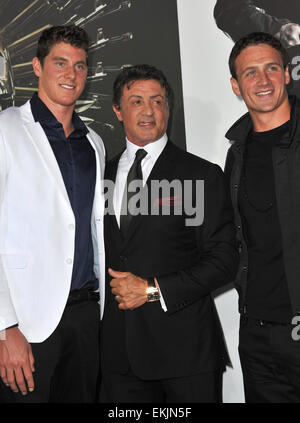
[0,101,106,342]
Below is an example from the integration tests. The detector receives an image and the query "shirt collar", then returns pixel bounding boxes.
[125,134,168,164]
[30,93,88,136]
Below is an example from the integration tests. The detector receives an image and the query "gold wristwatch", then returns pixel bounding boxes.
[146,277,160,302]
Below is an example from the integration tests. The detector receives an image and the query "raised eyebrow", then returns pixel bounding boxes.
[128,95,143,99]
[75,60,87,66]
[52,56,68,62]
[150,94,165,100]
[240,66,256,76]
[267,62,282,68]
[127,94,165,101]
[241,62,282,75]
[52,56,87,65]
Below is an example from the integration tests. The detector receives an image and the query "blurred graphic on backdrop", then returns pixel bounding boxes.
[0,0,185,158]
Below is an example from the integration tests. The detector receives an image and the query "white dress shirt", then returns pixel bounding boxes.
[113,134,168,311]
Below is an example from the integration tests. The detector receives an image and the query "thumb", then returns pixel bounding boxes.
[108,268,130,278]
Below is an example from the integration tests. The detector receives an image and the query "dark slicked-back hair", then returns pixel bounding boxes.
[229,32,289,79]
[113,64,172,110]
[36,25,90,66]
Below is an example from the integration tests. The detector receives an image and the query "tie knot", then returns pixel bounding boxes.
[135,148,147,162]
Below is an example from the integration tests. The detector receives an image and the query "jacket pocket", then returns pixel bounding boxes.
[1,254,29,269]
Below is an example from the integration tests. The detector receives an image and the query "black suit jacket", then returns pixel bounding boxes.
[101,141,238,380]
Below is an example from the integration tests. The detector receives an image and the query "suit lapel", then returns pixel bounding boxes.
[105,152,123,233]
[145,141,177,182]
[105,153,120,182]
[123,141,178,243]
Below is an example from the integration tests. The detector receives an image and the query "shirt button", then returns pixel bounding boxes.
[68,224,75,231]
[66,258,73,265]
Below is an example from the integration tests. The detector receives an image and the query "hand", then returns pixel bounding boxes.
[0,327,35,395]
[276,23,300,48]
[109,268,148,310]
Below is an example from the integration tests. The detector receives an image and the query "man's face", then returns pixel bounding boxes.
[230,44,290,116]
[113,79,169,146]
[32,41,87,110]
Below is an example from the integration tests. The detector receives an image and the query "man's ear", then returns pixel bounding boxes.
[113,104,123,122]
[230,76,241,97]
[32,57,42,78]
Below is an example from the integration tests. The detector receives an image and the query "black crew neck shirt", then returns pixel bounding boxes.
[238,120,292,323]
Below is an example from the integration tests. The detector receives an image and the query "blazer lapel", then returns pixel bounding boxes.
[20,102,71,209]
[87,131,105,219]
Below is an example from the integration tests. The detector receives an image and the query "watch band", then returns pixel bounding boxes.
[146,277,160,302]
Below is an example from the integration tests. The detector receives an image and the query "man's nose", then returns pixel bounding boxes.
[143,101,154,115]
[66,65,76,80]
[258,70,270,85]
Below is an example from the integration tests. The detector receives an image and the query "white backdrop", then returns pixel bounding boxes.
[177,0,249,403]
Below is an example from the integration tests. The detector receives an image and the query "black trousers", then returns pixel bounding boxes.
[0,299,100,403]
[100,367,223,403]
[239,315,300,403]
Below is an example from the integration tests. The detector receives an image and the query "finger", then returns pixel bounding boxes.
[108,268,130,278]
[22,363,34,393]
[6,368,18,393]
[115,295,123,303]
[28,345,35,373]
[111,286,123,296]
[0,366,8,386]
[110,279,127,291]
[110,279,120,288]
[118,302,132,310]
[118,302,127,310]
[14,367,28,395]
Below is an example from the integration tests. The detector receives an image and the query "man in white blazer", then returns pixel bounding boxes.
[0,26,105,402]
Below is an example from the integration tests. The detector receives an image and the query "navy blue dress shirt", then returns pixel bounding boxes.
[30,93,97,292]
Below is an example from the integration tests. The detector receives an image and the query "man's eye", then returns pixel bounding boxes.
[246,70,255,77]
[56,62,64,67]
[76,64,86,70]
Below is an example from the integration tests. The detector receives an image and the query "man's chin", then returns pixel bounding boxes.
[58,98,78,108]
[250,102,282,114]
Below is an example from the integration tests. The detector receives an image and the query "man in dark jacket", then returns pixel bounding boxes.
[225,31,300,402]
[100,64,238,403]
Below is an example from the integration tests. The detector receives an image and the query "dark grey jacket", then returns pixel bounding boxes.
[224,96,300,315]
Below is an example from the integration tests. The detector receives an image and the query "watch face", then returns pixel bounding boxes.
[146,287,157,295]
